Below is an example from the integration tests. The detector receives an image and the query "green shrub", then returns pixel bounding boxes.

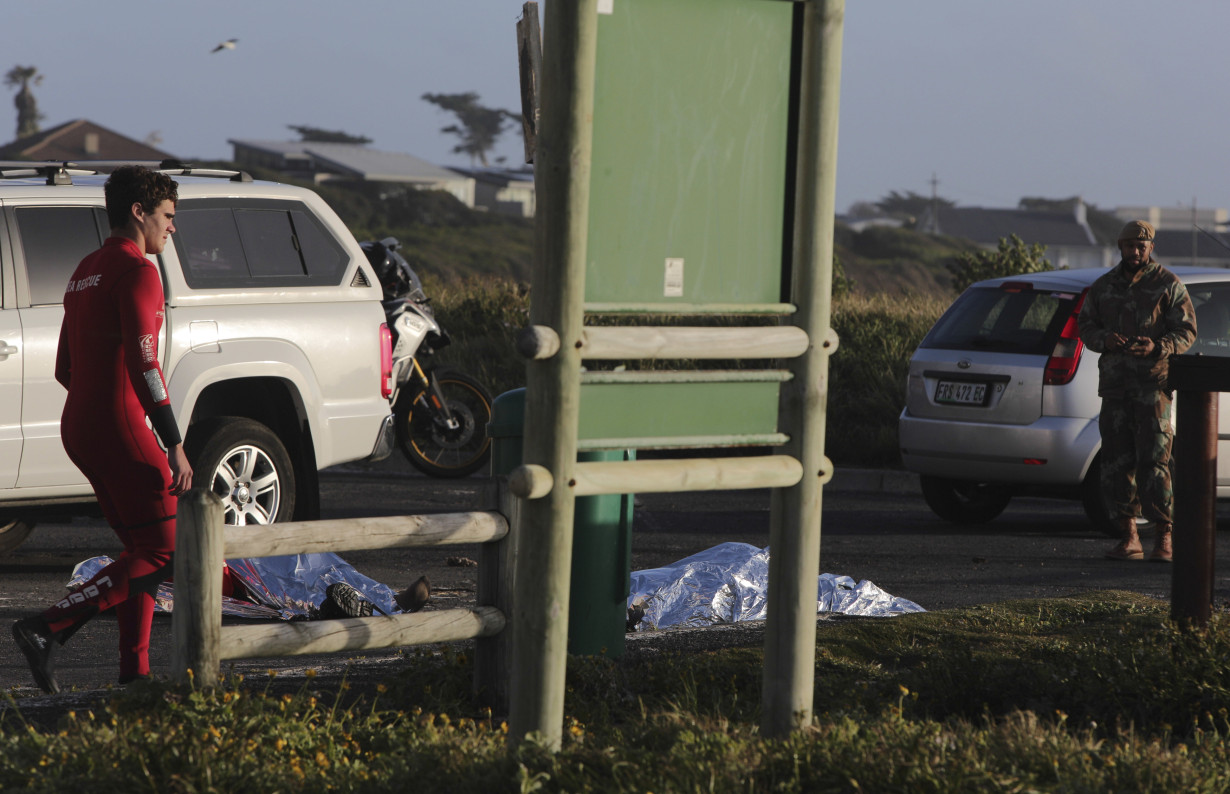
[854,224,950,262]
[425,279,949,466]
[422,275,529,399]
[828,292,948,465]
[8,594,1230,792]
[947,234,1053,293]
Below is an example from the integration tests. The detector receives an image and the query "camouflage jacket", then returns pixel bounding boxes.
[1077,259,1196,397]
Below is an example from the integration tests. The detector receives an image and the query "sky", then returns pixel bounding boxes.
[2,0,1227,216]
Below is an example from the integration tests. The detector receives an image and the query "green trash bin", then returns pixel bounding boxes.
[489,388,634,658]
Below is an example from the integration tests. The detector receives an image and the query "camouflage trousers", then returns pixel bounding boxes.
[1098,391,1173,524]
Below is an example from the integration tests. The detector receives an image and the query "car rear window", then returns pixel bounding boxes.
[172,198,348,289]
[920,285,1080,355]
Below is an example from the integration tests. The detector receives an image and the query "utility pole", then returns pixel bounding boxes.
[1192,197,1198,267]
[929,172,939,234]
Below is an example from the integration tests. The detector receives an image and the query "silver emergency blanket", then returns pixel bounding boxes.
[69,553,399,620]
[68,541,922,627]
[627,542,924,630]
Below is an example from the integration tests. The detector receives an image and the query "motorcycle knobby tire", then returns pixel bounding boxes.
[394,369,493,479]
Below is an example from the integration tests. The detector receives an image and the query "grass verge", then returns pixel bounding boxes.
[5,592,1230,791]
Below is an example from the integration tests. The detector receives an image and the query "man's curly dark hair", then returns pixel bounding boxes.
[104,166,178,230]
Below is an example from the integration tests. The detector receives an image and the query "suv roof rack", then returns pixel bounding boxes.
[155,159,254,183]
[0,161,96,185]
[0,159,254,185]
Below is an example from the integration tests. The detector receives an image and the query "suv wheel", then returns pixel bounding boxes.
[187,417,296,525]
[0,517,35,556]
[920,476,1011,523]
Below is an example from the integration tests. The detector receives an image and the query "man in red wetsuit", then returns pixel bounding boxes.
[12,166,203,692]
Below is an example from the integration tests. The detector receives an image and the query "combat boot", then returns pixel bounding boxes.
[1149,522,1173,563]
[1105,517,1144,560]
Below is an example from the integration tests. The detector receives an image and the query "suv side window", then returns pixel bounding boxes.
[15,207,109,305]
[173,198,348,288]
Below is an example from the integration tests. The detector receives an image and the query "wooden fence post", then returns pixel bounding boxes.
[763,0,845,736]
[476,478,518,711]
[508,0,599,751]
[171,488,225,687]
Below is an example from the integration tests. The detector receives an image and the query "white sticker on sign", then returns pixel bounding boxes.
[664,258,684,297]
[598,0,614,14]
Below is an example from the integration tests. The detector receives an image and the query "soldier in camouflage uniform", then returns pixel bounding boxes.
[1077,220,1197,562]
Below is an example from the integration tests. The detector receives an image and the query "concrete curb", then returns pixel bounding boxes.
[828,467,920,495]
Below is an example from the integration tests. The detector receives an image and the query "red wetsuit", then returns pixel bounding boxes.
[42,237,183,680]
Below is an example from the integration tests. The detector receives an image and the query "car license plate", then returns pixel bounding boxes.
[935,380,987,406]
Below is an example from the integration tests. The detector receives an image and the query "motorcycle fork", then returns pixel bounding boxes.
[412,359,461,431]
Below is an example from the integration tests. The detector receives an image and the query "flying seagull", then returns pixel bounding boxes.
[211,38,238,53]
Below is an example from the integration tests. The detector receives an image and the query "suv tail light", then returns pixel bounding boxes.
[1043,289,1088,386]
[380,323,394,399]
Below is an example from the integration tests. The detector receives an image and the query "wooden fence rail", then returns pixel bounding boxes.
[170,488,511,701]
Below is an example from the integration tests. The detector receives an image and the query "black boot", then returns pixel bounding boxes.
[12,617,61,694]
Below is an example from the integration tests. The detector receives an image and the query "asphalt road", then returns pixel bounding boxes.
[4,456,1230,699]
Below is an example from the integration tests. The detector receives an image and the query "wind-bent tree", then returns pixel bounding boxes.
[946,234,1052,293]
[876,189,955,220]
[421,92,516,166]
[5,65,44,139]
[287,125,372,144]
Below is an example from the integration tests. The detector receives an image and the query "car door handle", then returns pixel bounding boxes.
[0,341,17,358]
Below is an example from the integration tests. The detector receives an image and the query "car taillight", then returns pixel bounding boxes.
[1043,289,1087,386]
[380,323,394,399]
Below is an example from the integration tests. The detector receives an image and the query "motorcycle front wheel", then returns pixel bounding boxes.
[395,369,494,478]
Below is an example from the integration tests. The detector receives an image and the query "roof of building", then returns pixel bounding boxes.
[929,206,1097,247]
[228,139,462,183]
[447,165,535,186]
[0,118,173,161]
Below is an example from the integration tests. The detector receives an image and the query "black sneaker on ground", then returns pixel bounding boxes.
[12,617,60,694]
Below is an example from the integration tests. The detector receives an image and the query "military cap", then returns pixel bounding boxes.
[1118,220,1155,242]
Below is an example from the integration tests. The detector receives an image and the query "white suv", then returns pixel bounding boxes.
[898,266,1230,533]
[0,161,395,553]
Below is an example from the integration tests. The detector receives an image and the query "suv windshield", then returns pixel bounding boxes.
[921,285,1080,355]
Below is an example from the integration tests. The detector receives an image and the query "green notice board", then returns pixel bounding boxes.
[577,379,781,448]
[585,0,794,307]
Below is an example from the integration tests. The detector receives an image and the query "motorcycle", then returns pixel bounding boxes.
[361,238,494,478]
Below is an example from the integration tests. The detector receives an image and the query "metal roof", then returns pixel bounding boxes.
[933,206,1097,247]
[228,139,464,183]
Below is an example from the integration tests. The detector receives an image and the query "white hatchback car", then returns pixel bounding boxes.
[898,266,1230,534]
